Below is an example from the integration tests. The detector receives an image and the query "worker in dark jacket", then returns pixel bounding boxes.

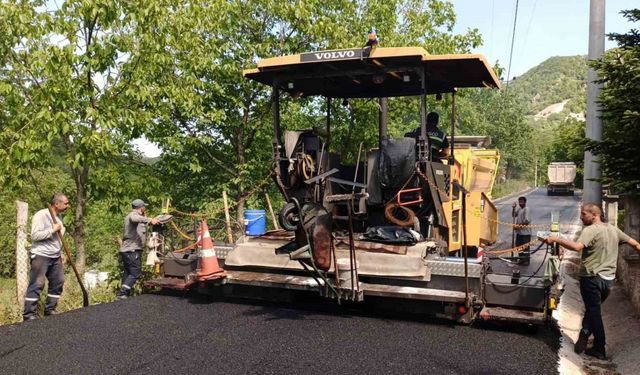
[117,199,159,299]
[404,111,450,162]
[23,193,70,321]
[544,203,640,360]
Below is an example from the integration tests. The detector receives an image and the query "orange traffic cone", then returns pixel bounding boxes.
[197,220,226,281]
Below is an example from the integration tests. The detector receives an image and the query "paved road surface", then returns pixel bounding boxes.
[0,188,583,375]
[494,187,581,245]
[1,295,559,375]
[489,188,581,276]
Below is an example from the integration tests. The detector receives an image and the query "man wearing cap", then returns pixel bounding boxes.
[117,199,159,299]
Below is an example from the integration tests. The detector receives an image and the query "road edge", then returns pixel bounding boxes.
[552,207,586,375]
[492,186,536,204]
[553,203,638,375]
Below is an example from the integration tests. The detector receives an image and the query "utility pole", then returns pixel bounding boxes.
[583,0,605,204]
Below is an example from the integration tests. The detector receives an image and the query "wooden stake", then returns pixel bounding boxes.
[47,205,89,307]
[265,193,279,230]
[222,191,233,243]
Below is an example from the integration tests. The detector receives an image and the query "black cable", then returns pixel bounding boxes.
[517,0,538,66]
[490,245,550,290]
[506,0,519,87]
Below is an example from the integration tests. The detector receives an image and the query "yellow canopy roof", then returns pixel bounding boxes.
[243,47,500,98]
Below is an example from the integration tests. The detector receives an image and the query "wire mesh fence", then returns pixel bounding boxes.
[15,201,29,308]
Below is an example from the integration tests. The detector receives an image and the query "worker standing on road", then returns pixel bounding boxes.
[512,196,531,265]
[405,112,450,162]
[117,199,159,299]
[544,203,640,360]
[23,193,70,321]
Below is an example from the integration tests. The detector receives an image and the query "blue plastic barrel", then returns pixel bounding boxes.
[244,209,266,236]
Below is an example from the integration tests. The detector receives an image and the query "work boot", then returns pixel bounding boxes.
[116,287,130,300]
[584,348,607,360]
[23,315,38,322]
[574,329,590,354]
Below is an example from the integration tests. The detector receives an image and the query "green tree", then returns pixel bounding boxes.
[148,0,484,226]
[0,0,514,274]
[589,9,640,194]
[453,88,532,180]
[0,1,167,271]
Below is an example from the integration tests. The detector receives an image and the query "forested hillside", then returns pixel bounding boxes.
[501,55,589,186]
[510,55,588,116]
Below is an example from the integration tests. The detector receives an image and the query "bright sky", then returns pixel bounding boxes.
[450,0,635,79]
[132,137,161,158]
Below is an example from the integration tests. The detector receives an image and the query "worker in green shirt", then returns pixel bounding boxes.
[544,203,640,360]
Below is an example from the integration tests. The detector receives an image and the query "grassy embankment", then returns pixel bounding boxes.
[0,275,117,326]
[0,278,21,325]
[492,179,531,200]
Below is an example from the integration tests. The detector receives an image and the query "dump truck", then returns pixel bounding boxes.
[148,44,562,325]
[547,162,576,196]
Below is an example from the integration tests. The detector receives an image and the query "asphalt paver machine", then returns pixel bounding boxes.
[151,45,561,324]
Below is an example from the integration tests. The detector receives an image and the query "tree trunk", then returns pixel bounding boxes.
[72,201,86,274]
[235,109,248,234]
[505,160,515,180]
[71,166,89,274]
[236,197,246,236]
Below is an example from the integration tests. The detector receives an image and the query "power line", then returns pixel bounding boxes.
[490,0,495,59]
[517,0,539,70]
[506,0,519,86]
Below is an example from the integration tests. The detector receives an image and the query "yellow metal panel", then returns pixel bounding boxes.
[422,54,501,89]
[463,192,498,247]
[242,68,260,77]
[452,147,500,198]
[479,192,498,245]
[443,155,498,252]
[442,200,461,252]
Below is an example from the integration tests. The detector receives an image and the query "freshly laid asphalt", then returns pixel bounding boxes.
[0,187,572,375]
[1,292,559,375]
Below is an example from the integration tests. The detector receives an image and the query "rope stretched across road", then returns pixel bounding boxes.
[484,239,540,255]
[484,216,551,229]
[170,208,208,218]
